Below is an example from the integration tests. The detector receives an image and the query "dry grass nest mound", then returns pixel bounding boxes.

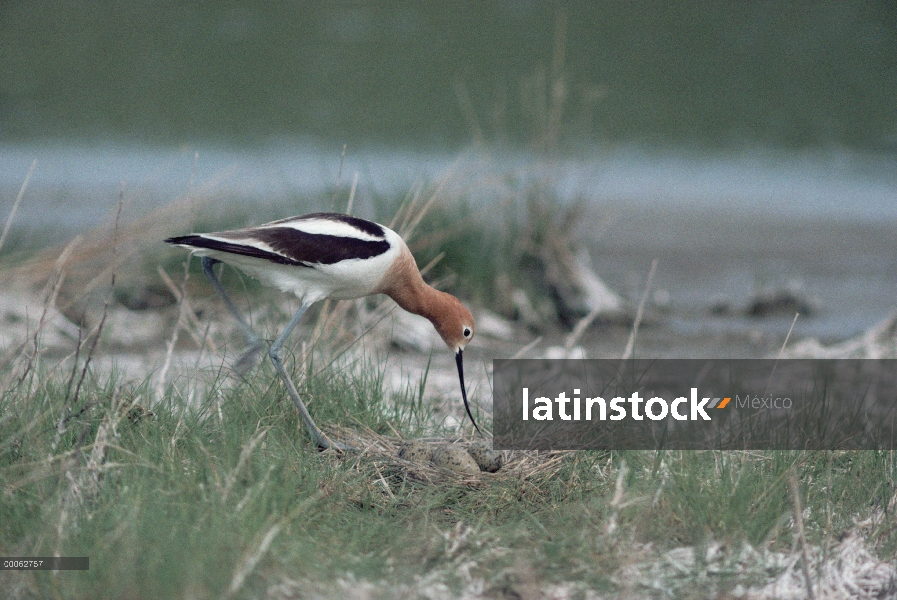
[325,424,573,487]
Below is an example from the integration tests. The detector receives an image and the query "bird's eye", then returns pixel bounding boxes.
[463,327,471,338]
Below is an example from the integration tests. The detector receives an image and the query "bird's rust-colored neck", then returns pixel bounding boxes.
[377,241,474,354]
[377,244,446,322]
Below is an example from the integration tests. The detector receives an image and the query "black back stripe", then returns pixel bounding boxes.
[165,235,307,266]
[267,213,386,238]
[165,229,391,266]
[249,227,390,264]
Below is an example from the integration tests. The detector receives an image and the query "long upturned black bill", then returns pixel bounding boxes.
[456,349,482,435]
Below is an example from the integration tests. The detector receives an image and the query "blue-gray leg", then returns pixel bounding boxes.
[201,257,264,375]
[202,257,345,450]
[269,303,348,450]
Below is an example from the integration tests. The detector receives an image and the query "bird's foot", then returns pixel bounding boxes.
[313,434,357,452]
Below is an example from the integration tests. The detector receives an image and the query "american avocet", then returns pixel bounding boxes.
[166,212,477,449]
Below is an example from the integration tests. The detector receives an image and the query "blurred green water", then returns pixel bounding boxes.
[0,1,895,149]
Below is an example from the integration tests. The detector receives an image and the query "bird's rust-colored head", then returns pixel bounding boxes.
[430,292,475,353]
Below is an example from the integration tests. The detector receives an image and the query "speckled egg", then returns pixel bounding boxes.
[397,441,434,463]
[467,442,503,473]
[432,446,481,474]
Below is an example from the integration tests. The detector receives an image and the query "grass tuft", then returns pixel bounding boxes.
[2,348,896,598]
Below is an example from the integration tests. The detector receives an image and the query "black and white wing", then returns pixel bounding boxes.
[165,213,392,267]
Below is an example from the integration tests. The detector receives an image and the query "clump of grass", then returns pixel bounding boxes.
[3,337,897,599]
[371,177,607,332]
[394,199,510,307]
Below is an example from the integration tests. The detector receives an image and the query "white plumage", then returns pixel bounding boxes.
[179,225,403,304]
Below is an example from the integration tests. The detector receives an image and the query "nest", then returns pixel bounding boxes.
[324,424,573,487]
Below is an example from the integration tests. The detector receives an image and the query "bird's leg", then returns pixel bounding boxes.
[201,257,265,376]
[269,303,350,451]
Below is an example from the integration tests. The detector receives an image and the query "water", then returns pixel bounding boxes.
[2,142,895,226]
[0,142,894,345]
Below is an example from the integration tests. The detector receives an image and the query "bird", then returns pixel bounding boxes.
[165,212,478,449]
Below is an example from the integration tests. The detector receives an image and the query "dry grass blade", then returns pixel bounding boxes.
[388,180,423,231]
[221,428,269,505]
[63,324,85,403]
[398,155,465,242]
[346,171,359,215]
[510,336,543,360]
[223,519,286,600]
[373,463,395,499]
[621,258,657,361]
[16,235,80,384]
[604,460,628,536]
[565,305,602,352]
[53,388,126,571]
[222,489,327,600]
[789,467,817,600]
[156,265,219,354]
[0,159,36,256]
[418,251,445,278]
[156,258,191,400]
[763,311,800,397]
[70,190,123,407]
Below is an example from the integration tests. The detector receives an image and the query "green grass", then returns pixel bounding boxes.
[2,343,896,599]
